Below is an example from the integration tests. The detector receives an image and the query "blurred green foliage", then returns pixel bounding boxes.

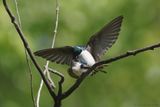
[0,0,160,107]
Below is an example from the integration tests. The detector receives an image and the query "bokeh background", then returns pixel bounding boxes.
[0,0,160,107]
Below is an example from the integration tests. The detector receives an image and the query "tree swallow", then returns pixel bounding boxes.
[34,16,123,78]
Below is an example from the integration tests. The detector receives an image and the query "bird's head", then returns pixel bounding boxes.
[73,46,83,56]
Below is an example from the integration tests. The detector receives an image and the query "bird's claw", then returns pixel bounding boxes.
[90,64,109,76]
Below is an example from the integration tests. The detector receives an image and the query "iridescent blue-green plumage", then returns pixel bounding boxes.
[73,46,83,56]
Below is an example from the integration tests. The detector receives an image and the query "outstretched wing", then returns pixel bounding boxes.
[86,16,123,61]
[34,46,74,65]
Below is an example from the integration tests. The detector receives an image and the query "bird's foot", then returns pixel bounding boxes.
[90,64,109,76]
[80,64,109,76]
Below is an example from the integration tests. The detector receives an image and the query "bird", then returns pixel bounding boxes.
[34,16,123,78]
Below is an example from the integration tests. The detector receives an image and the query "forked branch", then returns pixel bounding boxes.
[36,0,60,106]
[2,0,56,100]
[3,0,160,107]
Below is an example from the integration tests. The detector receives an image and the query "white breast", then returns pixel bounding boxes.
[71,50,96,77]
[72,61,86,76]
[78,50,96,66]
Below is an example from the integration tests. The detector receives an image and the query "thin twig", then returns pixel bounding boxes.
[3,0,56,99]
[46,0,60,86]
[36,70,45,107]
[25,51,36,107]
[36,0,60,106]
[13,0,36,106]
[47,68,64,96]
[61,42,160,99]
[48,68,64,78]
[13,0,22,27]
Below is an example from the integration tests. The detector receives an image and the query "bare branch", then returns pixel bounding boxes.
[13,0,22,27]
[61,42,160,99]
[2,0,56,99]
[25,51,36,107]
[48,68,64,96]
[48,68,64,95]
[47,67,64,107]
[48,68,64,78]
[12,0,36,106]
[96,42,160,65]
[3,0,160,106]
[36,0,60,106]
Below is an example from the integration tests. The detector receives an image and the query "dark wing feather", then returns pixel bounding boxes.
[34,46,74,65]
[86,16,123,61]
